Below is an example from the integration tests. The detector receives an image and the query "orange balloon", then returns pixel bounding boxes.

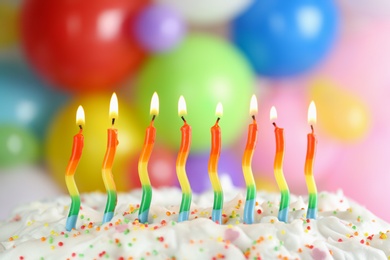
[309,78,371,142]
[45,93,143,192]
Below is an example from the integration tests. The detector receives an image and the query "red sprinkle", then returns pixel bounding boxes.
[58,242,64,246]
[338,239,343,242]
[71,253,76,257]
[257,209,262,214]
[360,239,365,244]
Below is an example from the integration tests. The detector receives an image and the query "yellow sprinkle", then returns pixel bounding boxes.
[235,220,240,225]
[217,237,223,242]
[380,233,387,239]
[44,223,49,227]
[304,229,309,233]
[132,238,137,242]
[268,236,273,240]
[280,230,286,235]
[50,245,55,250]
[347,208,353,213]
[227,224,233,229]
[152,214,157,219]
[27,221,32,226]
[364,232,369,237]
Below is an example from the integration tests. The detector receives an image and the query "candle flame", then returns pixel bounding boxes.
[215,102,223,117]
[76,105,85,126]
[109,92,118,120]
[178,95,187,116]
[150,92,159,116]
[270,106,277,121]
[250,94,258,116]
[308,101,317,125]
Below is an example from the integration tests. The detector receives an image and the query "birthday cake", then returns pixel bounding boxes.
[0,188,389,259]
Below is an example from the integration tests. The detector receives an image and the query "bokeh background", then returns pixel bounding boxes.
[1,0,390,221]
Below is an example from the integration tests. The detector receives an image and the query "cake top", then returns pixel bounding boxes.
[0,188,389,259]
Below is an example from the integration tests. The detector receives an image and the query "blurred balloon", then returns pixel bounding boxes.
[134,34,254,152]
[247,83,340,194]
[21,0,149,93]
[0,62,68,140]
[320,123,390,222]
[45,93,143,192]
[127,145,178,189]
[232,0,339,77]
[156,0,252,25]
[0,125,40,168]
[309,79,371,142]
[135,4,186,53]
[0,3,19,48]
[254,175,278,192]
[176,149,245,193]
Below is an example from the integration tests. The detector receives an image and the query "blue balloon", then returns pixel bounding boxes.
[0,62,68,140]
[232,0,339,77]
[178,150,245,194]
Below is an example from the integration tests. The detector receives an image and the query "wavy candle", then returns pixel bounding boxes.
[65,105,85,231]
[270,106,290,222]
[138,92,159,224]
[305,101,318,219]
[242,95,258,224]
[102,93,119,224]
[176,96,192,222]
[208,102,223,224]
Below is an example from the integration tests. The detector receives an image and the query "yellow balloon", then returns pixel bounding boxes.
[309,79,371,141]
[0,4,19,48]
[45,93,143,192]
[254,175,279,193]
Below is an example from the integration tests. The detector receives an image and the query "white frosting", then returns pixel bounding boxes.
[0,188,389,259]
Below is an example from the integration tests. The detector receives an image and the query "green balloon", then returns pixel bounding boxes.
[134,34,255,152]
[0,125,40,168]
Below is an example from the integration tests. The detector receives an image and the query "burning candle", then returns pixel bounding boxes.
[65,105,85,231]
[270,106,290,222]
[102,93,119,224]
[176,96,192,222]
[242,95,258,224]
[208,102,223,224]
[138,92,159,224]
[305,101,318,219]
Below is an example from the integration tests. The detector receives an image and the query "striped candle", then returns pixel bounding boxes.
[242,95,258,224]
[305,101,318,219]
[208,102,223,224]
[102,93,119,224]
[176,96,192,222]
[138,92,159,224]
[65,105,85,231]
[270,106,290,223]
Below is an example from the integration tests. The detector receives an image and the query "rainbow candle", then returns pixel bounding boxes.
[270,106,290,222]
[305,101,318,219]
[102,93,119,224]
[138,92,159,224]
[176,96,192,222]
[208,102,223,224]
[242,95,258,224]
[65,105,85,231]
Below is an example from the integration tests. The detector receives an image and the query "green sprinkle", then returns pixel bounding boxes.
[117,243,122,247]
[85,230,90,234]
[333,211,337,215]
[124,218,130,224]
[64,234,69,238]
[199,248,204,252]
[80,215,84,219]
[153,250,158,255]
[89,244,94,248]
[128,243,133,247]
[79,254,84,257]
[352,226,357,230]
[124,229,130,235]
[274,246,279,251]
[48,237,54,244]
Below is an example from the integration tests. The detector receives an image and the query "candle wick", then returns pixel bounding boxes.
[311,124,314,133]
[272,122,277,127]
[216,117,220,123]
[112,118,115,126]
[252,115,256,121]
[181,116,186,123]
[151,115,156,122]
[79,125,83,130]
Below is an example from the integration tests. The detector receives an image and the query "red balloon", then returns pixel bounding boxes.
[21,0,149,92]
[127,146,178,189]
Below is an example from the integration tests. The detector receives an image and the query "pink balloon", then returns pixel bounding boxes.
[320,122,390,222]
[244,83,340,194]
[314,18,390,114]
